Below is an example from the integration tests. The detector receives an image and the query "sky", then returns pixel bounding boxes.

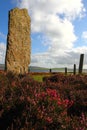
[0,0,87,69]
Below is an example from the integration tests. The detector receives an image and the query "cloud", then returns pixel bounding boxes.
[82,31,87,40]
[0,32,7,64]
[17,0,85,20]
[30,46,87,69]
[0,32,7,41]
[0,42,6,63]
[15,0,86,68]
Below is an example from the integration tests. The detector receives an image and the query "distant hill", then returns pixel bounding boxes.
[0,64,5,70]
[0,65,49,71]
[29,66,49,70]
[1,64,87,73]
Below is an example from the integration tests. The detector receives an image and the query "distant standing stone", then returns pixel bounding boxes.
[5,8,31,74]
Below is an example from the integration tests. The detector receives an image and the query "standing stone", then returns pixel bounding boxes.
[78,54,84,74]
[5,8,31,74]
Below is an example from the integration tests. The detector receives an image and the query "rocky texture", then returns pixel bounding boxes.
[5,8,31,74]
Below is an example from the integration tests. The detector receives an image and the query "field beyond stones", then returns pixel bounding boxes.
[0,71,87,130]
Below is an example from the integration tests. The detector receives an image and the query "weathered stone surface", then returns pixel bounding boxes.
[5,8,31,74]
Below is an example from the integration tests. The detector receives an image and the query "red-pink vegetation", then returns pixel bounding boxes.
[0,72,87,130]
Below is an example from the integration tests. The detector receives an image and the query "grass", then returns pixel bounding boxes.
[31,72,86,82]
[31,72,52,82]
[32,75,45,82]
[31,72,67,82]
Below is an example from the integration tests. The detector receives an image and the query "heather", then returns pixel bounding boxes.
[0,71,87,130]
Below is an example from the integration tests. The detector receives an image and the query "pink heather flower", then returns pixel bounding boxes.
[69,100,74,107]
[27,96,30,102]
[46,117,53,123]
[57,98,62,105]
[46,89,57,98]
[11,81,16,87]
[64,99,69,105]
[20,96,24,101]
[57,101,62,105]
[41,92,46,98]
[63,99,74,108]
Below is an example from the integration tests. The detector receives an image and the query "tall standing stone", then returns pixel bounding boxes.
[78,54,84,74]
[5,8,31,74]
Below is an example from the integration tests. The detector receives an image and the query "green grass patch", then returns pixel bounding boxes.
[32,73,51,82]
[32,75,45,82]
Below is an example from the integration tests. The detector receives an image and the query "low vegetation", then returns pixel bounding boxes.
[0,71,87,130]
[31,72,52,82]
